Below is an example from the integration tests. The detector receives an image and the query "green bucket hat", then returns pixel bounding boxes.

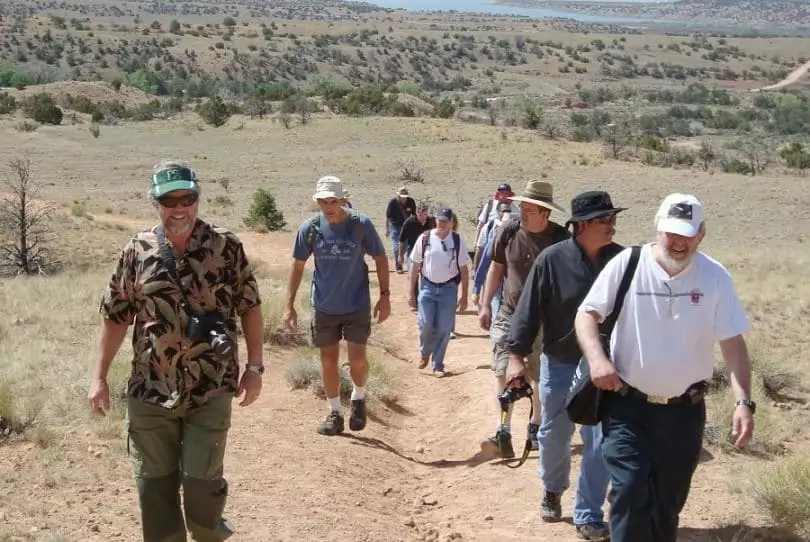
[150,166,199,198]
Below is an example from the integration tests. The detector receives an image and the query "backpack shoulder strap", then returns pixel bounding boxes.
[600,245,641,336]
[452,231,461,274]
[484,199,493,219]
[306,214,321,252]
[349,211,365,245]
[421,229,431,254]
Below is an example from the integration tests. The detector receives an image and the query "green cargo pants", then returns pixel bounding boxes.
[126,394,235,542]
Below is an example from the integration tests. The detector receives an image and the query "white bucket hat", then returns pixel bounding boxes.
[312,175,347,201]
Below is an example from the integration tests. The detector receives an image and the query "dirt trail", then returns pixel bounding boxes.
[4,213,779,541]
[751,60,810,92]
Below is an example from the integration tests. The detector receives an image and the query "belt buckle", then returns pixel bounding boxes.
[647,394,670,405]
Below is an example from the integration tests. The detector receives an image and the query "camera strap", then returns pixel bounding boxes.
[505,401,533,469]
[156,226,193,313]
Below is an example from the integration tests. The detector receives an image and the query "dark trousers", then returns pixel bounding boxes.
[601,392,706,542]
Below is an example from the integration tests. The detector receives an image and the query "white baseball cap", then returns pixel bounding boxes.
[655,193,704,238]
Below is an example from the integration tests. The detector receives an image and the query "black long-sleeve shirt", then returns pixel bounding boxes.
[507,238,625,363]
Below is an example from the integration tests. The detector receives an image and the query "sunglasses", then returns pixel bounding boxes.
[157,193,199,208]
[592,214,617,225]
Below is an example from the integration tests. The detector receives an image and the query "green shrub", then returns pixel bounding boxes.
[244,188,286,232]
[20,93,63,125]
[198,96,230,127]
[750,456,810,537]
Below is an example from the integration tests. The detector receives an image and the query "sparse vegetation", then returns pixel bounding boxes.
[244,188,286,232]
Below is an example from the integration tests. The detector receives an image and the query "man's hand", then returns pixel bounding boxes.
[505,354,526,383]
[471,293,480,309]
[283,306,298,331]
[385,229,390,238]
[88,378,110,416]
[456,295,468,313]
[478,305,492,331]
[374,295,391,324]
[408,295,417,309]
[732,404,754,449]
[590,358,622,391]
[236,370,262,407]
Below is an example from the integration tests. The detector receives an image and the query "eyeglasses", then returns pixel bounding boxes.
[592,214,617,225]
[158,193,199,208]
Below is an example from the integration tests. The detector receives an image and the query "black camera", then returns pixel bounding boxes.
[498,378,533,411]
[186,312,234,361]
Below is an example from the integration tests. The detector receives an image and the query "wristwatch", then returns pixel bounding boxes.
[246,364,265,375]
[735,399,756,414]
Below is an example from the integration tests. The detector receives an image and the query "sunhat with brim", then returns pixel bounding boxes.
[396,186,410,197]
[150,166,199,198]
[508,179,565,213]
[565,191,628,228]
[312,175,347,201]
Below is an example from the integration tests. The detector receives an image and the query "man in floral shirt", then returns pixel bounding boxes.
[88,160,264,542]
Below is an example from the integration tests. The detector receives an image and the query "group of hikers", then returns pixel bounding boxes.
[88,160,756,542]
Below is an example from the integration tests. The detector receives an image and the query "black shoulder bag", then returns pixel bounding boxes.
[565,245,641,426]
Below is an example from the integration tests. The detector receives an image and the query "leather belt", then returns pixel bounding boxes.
[625,381,708,406]
[422,276,457,287]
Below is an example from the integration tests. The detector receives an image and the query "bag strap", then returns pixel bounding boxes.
[600,245,641,336]
[156,226,193,312]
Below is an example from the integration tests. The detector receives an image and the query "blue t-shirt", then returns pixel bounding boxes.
[292,212,385,315]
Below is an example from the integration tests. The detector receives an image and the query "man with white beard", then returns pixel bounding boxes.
[575,193,755,542]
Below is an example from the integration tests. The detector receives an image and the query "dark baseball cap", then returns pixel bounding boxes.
[435,207,454,221]
[497,183,512,192]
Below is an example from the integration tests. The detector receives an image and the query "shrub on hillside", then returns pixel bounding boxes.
[0,92,16,115]
[244,188,286,232]
[20,93,62,125]
[432,98,455,119]
[198,96,230,127]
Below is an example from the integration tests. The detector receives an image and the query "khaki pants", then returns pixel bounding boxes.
[126,394,234,542]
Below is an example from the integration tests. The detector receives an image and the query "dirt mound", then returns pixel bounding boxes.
[9,80,156,107]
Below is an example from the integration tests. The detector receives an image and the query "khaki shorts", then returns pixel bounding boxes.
[311,308,372,348]
[490,310,541,382]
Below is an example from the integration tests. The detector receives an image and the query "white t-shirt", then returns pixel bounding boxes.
[411,230,471,284]
[579,243,750,398]
[477,198,520,225]
[475,217,503,249]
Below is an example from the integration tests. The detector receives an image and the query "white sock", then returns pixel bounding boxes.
[351,386,366,401]
[327,396,342,414]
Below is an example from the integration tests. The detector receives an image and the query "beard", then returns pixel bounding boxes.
[659,247,693,274]
[163,216,194,236]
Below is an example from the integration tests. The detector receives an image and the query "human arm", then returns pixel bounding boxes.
[237,306,264,406]
[507,256,546,357]
[362,219,391,323]
[90,244,136,415]
[478,228,506,330]
[456,238,471,312]
[283,223,312,329]
[408,233,425,308]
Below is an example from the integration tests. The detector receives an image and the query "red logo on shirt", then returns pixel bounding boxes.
[690,289,703,305]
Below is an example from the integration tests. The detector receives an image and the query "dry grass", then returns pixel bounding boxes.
[750,456,810,537]
[284,347,399,405]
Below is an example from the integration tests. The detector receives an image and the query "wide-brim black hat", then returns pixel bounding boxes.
[566,191,627,226]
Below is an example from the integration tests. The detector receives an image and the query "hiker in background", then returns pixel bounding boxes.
[478,180,569,459]
[576,193,754,542]
[385,186,417,274]
[474,183,520,247]
[472,201,512,310]
[89,159,264,542]
[408,207,470,377]
[284,176,391,436]
[399,202,435,305]
[507,191,627,540]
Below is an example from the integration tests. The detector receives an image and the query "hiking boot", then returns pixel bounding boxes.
[541,490,563,522]
[349,399,367,431]
[480,429,515,459]
[316,411,344,436]
[527,422,540,451]
[418,356,429,369]
[576,522,610,541]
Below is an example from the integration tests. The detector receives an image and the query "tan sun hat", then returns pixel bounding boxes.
[508,179,565,213]
[312,175,347,201]
[396,186,410,197]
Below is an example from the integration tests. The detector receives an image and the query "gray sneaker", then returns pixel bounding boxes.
[316,411,344,436]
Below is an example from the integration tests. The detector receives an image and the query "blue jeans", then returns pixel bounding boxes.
[538,354,609,526]
[389,220,402,270]
[417,280,458,371]
[602,391,705,541]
